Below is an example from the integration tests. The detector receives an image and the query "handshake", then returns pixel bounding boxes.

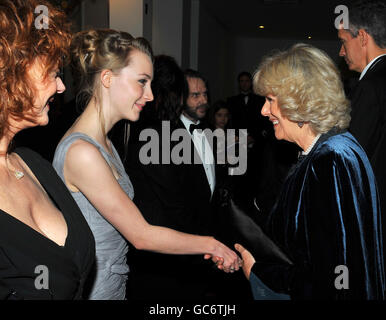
[204,187,291,278]
[203,241,259,280]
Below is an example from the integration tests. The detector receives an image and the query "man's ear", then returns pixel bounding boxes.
[358,29,369,47]
[100,69,112,88]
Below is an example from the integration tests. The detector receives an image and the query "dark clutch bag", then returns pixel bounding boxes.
[215,186,292,266]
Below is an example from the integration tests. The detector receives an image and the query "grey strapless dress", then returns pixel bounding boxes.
[53,132,134,300]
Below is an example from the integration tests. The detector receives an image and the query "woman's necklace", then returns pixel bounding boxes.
[5,154,24,180]
[301,133,321,156]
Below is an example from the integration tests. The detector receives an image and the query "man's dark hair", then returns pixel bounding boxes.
[348,0,386,48]
[147,55,187,127]
[237,71,252,82]
[183,68,210,105]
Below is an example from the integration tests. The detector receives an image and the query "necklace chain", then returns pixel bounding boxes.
[5,154,25,180]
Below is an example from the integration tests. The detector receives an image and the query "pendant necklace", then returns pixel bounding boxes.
[6,154,24,180]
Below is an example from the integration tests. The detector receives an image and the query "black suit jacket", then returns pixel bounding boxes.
[125,119,217,284]
[127,119,214,235]
[349,55,386,251]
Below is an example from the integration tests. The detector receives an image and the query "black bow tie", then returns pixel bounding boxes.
[189,123,203,134]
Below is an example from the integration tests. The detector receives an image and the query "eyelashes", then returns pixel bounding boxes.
[138,78,151,87]
[51,70,63,79]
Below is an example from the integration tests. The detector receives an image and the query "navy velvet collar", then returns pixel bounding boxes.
[297,127,346,162]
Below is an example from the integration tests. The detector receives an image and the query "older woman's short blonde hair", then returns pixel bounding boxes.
[253,44,350,134]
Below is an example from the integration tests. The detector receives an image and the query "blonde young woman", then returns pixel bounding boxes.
[52,29,241,300]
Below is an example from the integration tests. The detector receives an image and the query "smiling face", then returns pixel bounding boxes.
[261,94,300,143]
[27,59,66,126]
[108,50,154,122]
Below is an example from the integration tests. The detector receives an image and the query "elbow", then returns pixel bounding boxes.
[131,238,148,251]
[128,223,154,251]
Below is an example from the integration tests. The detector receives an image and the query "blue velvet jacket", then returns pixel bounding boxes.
[250,129,385,299]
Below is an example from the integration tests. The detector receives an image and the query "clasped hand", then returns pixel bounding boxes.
[203,250,243,273]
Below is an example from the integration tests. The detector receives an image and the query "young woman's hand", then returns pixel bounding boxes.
[204,238,243,273]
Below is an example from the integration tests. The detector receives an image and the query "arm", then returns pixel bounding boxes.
[235,244,290,300]
[126,140,186,229]
[63,140,240,271]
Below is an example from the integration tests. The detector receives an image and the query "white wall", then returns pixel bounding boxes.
[109,0,143,37]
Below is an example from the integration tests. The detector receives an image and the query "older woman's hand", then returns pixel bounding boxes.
[234,243,255,280]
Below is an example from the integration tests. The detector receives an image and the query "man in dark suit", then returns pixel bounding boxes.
[337,0,386,254]
[180,68,216,215]
[227,71,268,144]
[226,72,273,210]
[179,69,253,300]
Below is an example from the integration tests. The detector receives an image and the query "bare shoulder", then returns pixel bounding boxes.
[64,138,114,190]
[66,138,103,166]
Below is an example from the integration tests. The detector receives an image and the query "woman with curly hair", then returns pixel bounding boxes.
[0,0,95,299]
[236,44,385,299]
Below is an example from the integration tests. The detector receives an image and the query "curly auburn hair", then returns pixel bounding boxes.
[0,0,71,139]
